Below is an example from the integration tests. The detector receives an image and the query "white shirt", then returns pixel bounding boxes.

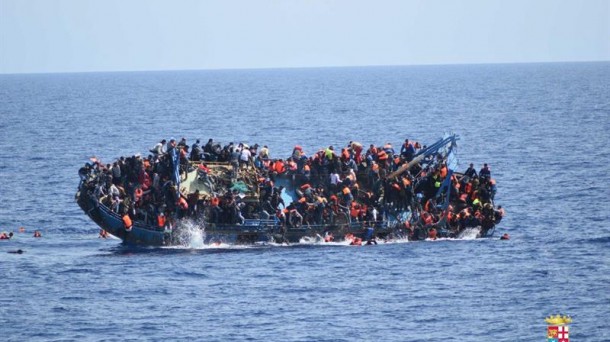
[240,149,251,162]
[330,172,340,185]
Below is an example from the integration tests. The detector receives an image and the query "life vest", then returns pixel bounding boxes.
[422,212,433,225]
[424,200,433,212]
[143,172,151,188]
[157,214,166,228]
[377,150,388,161]
[341,149,350,160]
[303,164,311,172]
[288,160,297,171]
[178,197,188,210]
[274,161,286,174]
[350,205,359,219]
[122,214,133,231]
[300,183,311,191]
[440,166,448,178]
[342,187,351,196]
[464,182,472,194]
[211,197,220,207]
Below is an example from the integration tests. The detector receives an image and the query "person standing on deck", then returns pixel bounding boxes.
[479,163,491,180]
[464,163,477,178]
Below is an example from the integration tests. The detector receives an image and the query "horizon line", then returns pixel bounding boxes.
[1,59,608,76]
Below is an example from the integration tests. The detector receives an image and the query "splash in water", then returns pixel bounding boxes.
[171,219,206,248]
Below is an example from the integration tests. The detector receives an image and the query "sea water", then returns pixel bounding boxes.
[1,63,609,341]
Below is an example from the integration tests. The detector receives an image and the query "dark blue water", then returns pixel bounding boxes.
[1,63,609,341]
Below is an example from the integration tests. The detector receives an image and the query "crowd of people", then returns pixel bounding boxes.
[78,136,504,239]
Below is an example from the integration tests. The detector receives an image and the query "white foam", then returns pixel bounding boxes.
[456,227,481,240]
[171,219,205,248]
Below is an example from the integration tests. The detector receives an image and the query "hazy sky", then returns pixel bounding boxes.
[1,0,608,73]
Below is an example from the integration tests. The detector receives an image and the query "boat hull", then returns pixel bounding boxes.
[77,191,404,246]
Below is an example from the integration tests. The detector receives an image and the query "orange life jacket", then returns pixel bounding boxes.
[274,161,286,174]
[178,197,188,210]
[288,160,297,171]
[157,215,166,228]
[422,212,433,225]
[440,166,448,178]
[122,214,133,231]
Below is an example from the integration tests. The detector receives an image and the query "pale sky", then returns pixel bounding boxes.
[1,0,608,74]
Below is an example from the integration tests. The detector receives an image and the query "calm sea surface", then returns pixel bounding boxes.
[0,63,609,341]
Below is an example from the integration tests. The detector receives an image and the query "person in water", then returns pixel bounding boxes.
[33,230,42,238]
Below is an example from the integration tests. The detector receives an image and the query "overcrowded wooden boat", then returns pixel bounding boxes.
[76,134,502,246]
